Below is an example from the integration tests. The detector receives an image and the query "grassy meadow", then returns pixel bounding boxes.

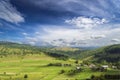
[0,42,119,80]
[0,53,119,80]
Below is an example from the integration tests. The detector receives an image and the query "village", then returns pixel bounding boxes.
[46,60,119,75]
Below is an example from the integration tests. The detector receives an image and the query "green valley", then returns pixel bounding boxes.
[0,42,119,80]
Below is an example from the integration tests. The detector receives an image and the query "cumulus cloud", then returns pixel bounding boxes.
[111,39,120,42]
[65,17,108,29]
[22,32,28,36]
[22,37,39,45]
[20,15,120,47]
[23,23,120,47]
[7,0,119,47]
[25,37,38,42]
[28,41,36,45]
[91,35,106,39]
[0,0,24,24]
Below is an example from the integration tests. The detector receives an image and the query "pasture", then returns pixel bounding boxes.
[0,53,119,80]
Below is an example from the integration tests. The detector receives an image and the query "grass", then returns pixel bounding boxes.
[0,53,119,80]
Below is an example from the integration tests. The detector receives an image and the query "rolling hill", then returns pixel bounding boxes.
[79,44,120,63]
[0,41,73,60]
[0,41,119,80]
[0,41,120,63]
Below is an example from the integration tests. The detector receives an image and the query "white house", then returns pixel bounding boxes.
[102,65,109,69]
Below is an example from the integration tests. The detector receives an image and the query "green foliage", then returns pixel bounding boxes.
[47,63,62,66]
[0,41,71,60]
[45,52,69,60]
[67,68,83,76]
[24,74,28,78]
[79,44,120,63]
[59,70,65,74]
[0,41,119,80]
[88,74,120,80]
[44,48,83,59]
[75,60,79,64]
[94,44,120,63]
[0,41,42,56]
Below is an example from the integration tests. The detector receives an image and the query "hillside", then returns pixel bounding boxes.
[0,41,42,55]
[79,44,120,63]
[0,41,120,63]
[0,41,119,80]
[0,41,73,60]
[94,44,120,63]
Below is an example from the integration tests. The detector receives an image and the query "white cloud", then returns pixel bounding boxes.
[91,34,106,39]
[65,17,108,29]
[22,33,28,36]
[111,39,120,42]
[23,36,41,45]
[29,0,120,21]
[24,23,120,47]
[20,15,119,47]
[25,37,38,42]
[28,41,36,45]
[0,0,24,24]
[35,32,40,35]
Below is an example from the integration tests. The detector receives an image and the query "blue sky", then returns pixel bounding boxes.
[0,0,120,47]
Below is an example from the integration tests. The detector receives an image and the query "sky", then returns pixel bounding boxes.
[0,0,120,47]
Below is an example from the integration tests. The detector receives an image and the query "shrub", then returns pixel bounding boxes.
[60,70,65,74]
[91,75,95,79]
[24,74,28,78]
[3,72,6,75]
[75,60,79,64]
[47,63,62,66]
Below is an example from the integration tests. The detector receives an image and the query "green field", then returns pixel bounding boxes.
[0,53,119,80]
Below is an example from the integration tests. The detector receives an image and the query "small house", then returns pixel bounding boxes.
[102,65,108,69]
